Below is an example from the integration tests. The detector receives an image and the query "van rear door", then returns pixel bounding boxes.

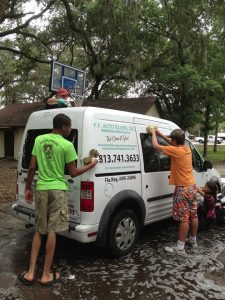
[17,128,52,212]
[63,128,81,223]
[17,127,81,223]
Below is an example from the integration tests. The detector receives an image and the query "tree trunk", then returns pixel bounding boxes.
[88,77,102,100]
[214,118,219,153]
[203,103,211,157]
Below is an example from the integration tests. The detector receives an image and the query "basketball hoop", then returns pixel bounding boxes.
[50,61,86,108]
[73,94,85,107]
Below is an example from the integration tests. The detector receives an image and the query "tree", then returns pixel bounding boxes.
[59,0,142,99]
[135,0,225,131]
[0,0,58,104]
[1,0,225,113]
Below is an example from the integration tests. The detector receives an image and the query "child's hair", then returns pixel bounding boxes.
[206,180,217,197]
[169,129,185,145]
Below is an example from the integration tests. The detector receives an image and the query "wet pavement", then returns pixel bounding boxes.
[1,203,225,300]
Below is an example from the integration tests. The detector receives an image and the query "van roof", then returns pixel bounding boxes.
[27,106,177,128]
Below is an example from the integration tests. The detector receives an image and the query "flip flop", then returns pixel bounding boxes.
[18,271,34,286]
[40,272,61,286]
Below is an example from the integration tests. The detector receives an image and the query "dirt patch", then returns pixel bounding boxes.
[0,159,17,203]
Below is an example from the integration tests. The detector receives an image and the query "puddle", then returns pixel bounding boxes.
[1,211,225,300]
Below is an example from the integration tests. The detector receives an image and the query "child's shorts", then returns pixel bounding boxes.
[173,185,198,223]
[35,190,69,234]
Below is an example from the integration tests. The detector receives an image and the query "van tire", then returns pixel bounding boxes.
[108,209,139,257]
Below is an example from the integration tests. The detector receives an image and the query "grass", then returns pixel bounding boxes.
[195,144,225,163]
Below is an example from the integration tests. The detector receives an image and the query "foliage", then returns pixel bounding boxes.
[136,0,225,131]
[0,0,225,131]
[0,0,56,104]
[59,0,142,99]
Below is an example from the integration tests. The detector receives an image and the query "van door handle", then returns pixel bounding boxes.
[168,175,170,179]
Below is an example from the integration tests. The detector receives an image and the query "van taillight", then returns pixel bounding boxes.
[80,181,94,212]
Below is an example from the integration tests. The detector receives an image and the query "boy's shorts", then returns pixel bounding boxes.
[35,190,69,234]
[173,185,198,223]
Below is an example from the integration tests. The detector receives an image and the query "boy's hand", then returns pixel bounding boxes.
[146,126,156,134]
[25,189,33,204]
[91,158,99,166]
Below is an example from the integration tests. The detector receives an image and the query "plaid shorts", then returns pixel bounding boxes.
[173,185,198,223]
[35,190,69,234]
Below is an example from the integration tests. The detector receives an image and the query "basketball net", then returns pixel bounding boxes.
[70,92,85,107]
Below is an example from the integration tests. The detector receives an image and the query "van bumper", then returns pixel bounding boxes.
[11,203,98,243]
[12,203,35,224]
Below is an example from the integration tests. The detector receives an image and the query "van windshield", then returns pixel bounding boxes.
[22,129,78,173]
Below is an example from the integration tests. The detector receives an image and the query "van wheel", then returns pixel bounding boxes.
[108,209,139,257]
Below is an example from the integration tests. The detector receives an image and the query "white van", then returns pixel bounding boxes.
[12,107,221,256]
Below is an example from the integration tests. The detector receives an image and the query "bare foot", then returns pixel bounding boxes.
[23,271,34,282]
[18,271,34,285]
[40,272,61,286]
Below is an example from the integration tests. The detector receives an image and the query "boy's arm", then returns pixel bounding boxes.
[197,187,205,197]
[148,128,172,151]
[25,155,37,204]
[67,158,98,178]
[150,129,162,151]
[155,129,172,145]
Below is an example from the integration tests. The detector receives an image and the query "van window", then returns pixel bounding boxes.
[185,140,204,172]
[22,129,78,173]
[140,133,171,172]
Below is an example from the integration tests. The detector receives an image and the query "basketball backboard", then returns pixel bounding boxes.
[50,61,86,97]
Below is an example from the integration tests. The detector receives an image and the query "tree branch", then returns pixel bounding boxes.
[61,0,98,62]
[0,46,51,63]
[140,16,178,43]
[0,0,56,38]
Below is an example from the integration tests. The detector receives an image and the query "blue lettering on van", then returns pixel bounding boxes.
[102,124,114,130]
[93,121,135,134]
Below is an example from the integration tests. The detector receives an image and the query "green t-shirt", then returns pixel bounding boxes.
[32,133,78,190]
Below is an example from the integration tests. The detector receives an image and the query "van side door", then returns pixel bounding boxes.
[135,121,174,224]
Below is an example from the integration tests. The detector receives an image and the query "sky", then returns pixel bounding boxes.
[22,0,49,28]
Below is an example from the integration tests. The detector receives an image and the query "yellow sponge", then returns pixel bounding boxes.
[146,126,157,134]
[83,156,92,165]
[89,149,99,158]
[83,149,99,165]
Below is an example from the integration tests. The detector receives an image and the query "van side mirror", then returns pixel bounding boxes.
[203,160,212,171]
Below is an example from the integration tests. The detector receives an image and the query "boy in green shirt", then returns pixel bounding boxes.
[19,113,98,286]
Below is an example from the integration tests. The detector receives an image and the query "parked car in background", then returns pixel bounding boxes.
[218,133,225,141]
[208,135,223,144]
[195,135,223,144]
[195,137,204,143]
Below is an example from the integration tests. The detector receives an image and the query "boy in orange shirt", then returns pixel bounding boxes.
[149,128,198,254]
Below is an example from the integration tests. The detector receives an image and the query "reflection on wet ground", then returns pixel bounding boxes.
[1,206,225,300]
